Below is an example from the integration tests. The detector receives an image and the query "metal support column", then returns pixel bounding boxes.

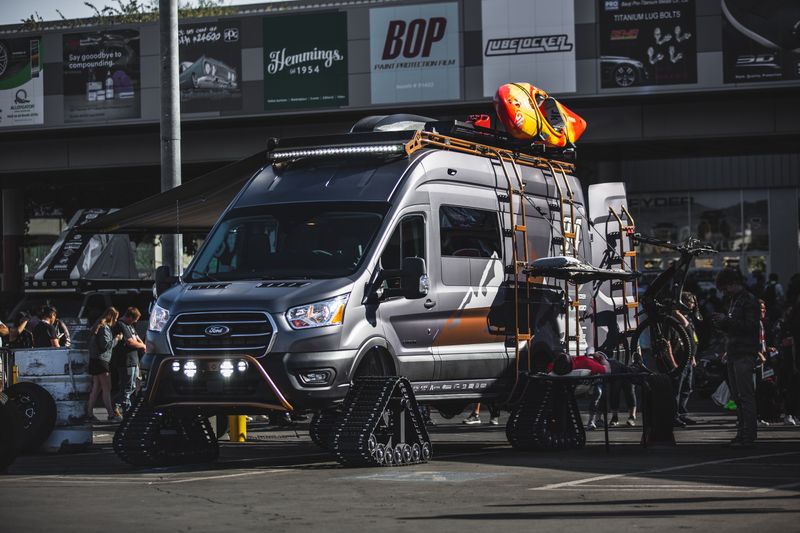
[159,0,183,275]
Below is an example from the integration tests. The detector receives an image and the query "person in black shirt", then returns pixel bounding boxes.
[713,269,761,448]
[112,307,146,412]
[33,306,60,348]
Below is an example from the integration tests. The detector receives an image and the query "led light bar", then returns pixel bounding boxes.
[269,143,406,161]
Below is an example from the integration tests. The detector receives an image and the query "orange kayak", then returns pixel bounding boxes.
[493,83,586,148]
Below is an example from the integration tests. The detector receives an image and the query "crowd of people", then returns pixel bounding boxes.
[456,269,800,451]
[0,304,145,422]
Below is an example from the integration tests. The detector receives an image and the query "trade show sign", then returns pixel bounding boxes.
[263,12,348,110]
[63,30,141,123]
[370,2,460,104]
[0,36,43,127]
[722,0,800,83]
[482,0,576,97]
[179,20,243,113]
[598,0,697,89]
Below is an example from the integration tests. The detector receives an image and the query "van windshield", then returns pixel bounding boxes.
[186,203,387,281]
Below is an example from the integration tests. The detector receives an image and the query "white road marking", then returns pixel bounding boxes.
[529,451,800,491]
[2,468,287,486]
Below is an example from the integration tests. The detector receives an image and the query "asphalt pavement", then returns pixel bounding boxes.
[1,401,799,532]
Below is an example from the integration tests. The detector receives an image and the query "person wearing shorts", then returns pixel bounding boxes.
[86,307,123,423]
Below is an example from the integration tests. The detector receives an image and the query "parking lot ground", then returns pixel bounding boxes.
[2,406,799,533]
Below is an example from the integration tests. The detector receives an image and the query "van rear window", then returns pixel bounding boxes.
[439,206,502,259]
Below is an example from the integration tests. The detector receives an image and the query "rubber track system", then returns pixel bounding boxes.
[506,377,585,451]
[309,407,341,450]
[113,394,219,467]
[330,377,431,467]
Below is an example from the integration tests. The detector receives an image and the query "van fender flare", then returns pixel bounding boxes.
[348,337,397,379]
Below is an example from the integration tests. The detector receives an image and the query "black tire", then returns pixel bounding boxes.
[7,382,57,453]
[633,316,695,373]
[0,392,20,472]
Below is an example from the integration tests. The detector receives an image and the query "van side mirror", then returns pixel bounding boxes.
[154,265,177,298]
[401,257,429,300]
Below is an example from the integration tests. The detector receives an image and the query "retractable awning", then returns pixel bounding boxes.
[77,151,267,234]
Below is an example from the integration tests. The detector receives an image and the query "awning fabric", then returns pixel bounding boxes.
[77,151,266,234]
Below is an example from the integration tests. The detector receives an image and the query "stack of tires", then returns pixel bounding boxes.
[12,348,92,452]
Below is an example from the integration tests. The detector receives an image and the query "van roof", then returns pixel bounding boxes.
[267,119,577,173]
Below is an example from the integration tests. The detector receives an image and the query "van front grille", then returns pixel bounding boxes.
[168,311,274,357]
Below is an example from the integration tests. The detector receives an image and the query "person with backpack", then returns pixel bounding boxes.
[86,307,124,423]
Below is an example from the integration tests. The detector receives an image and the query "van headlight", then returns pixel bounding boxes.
[148,304,170,332]
[286,294,349,330]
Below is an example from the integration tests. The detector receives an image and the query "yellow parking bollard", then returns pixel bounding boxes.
[228,415,247,442]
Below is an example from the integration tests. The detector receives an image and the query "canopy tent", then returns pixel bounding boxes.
[77,151,267,234]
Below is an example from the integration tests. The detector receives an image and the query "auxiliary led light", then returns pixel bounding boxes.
[269,144,405,161]
[220,360,234,378]
[171,361,181,372]
[183,360,197,378]
[237,360,248,373]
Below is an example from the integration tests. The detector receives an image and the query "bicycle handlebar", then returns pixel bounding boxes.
[632,234,716,256]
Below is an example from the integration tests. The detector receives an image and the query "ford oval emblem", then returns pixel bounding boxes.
[205,325,230,337]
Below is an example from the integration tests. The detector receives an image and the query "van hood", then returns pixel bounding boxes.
[157,278,356,315]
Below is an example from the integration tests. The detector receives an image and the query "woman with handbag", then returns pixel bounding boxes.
[86,307,123,423]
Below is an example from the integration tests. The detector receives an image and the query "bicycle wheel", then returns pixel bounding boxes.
[633,316,695,373]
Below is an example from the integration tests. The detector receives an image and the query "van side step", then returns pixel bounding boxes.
[330,377,431,467]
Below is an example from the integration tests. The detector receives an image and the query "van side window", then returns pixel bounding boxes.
[439,206,501,258]
[381,215,425,289]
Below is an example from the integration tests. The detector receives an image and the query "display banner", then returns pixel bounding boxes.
[722,0,800,83]
[598,0,697,88]
[63,30,141,123]
[370,2,460,104]
[263,12,348,110]
[41,208,108,280]
[0,36,43,127]
[482,0,575,97]
[179,20,242,113]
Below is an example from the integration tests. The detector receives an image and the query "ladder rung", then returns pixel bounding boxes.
[514,225,527,232]
[626,302,639,308]
[563,232,577,239]
[516,333,532,341]
[567,335,579,342]
[624,251,637,257]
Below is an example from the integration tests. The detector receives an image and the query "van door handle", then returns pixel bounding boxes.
[424,299,436,309]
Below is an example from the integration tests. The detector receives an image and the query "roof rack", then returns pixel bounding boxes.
[407,122,576,173]
[267,119,576,174]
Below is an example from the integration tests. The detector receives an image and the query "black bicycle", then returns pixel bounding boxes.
[606,236,716,371]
